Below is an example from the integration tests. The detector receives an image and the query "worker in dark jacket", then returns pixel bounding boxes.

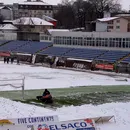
[42,89,50,96]
[11,57,14,64]
[6,57,9,64]
[4,57,7,63]
[36,89,53,104]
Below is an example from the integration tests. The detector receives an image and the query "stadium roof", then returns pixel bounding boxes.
[48,29,69,34]
[43,15,57,22]
[0,6,12,10]
[97,17,119,22]
[18,0,50,5]
[0,24,18,30]
[13,17,53,26]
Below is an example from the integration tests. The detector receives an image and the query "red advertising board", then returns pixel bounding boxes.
[0,52,10,57]
[95,64,113,70]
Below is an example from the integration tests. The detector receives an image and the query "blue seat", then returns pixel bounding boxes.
[0,40,29,52]
[13,41,53,54]
[64,48,107,60]
[39,47,72,56]
[96,50,130,62]
[122,56,130,63]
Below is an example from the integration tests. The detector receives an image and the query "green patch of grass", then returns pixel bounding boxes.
[1,85,130,108]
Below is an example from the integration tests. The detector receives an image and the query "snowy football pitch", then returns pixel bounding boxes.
[0,62,130,130]
[1,85,130,107]
[0,62,130,107]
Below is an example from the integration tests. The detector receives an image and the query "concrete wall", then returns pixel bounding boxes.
[52,31,130,38]
[18,25,52,33]
[40,33,52,42]
[112,18,128,32]
[0,8,13,20]
[96,22,107,32]
[0,32,17,40]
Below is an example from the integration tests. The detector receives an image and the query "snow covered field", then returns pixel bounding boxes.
[0,62,129,91]
[0,97,130,130]
[0,62,130,130]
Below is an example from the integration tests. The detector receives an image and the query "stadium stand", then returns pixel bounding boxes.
[0,40,9,46]
[63,48,107,60]
[96,50,130,63]
[38,46,73,56]
[0,40,29,52]
[121,56,130,63]
[13,41,53,54]
[1,40,130,64]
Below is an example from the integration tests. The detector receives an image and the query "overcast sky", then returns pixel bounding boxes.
[0,0,130,10]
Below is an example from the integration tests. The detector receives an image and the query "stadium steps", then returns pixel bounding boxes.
[35,44,53,54]
[0,40,12,47]
[11,41,31,52]
[94,50,109,60]
[61,48,75,57]
[117,53,130,62]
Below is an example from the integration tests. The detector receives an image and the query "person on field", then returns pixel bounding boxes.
[6,57,9,64]
[17,57,20,65]
[4,57,7,63]
[11,57,14,64]
[36,89,53,104]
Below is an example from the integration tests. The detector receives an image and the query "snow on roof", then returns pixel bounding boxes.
[67,58,92,62]
[13,17,53,26]
[0,24,18,30]
[18,0,50,5]
[48,29,69,34]
[0,6,12,10]
[116,14,130,17]
[43,15,57,22]
[3,20,13,23]
[97,17,119,22]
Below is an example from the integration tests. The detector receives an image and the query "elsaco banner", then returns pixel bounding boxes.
[0,119,96,130]
[33,119,96,130]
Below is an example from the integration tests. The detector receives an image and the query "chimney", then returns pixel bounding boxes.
[103,5,111,18]
[103,11,111,18]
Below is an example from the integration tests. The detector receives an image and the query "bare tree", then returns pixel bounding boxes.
[89,0,121,18]
[54,0,121,29]
[54,1,75,29]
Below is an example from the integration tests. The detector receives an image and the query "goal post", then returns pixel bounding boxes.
[0,77,25,99]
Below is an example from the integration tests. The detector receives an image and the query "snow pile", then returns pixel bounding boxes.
[0,62,129,91]
[0,97,130,130]
[0,62,130,130]
[0,24,18,30]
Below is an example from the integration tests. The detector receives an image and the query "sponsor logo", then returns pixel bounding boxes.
[37,121,95,130]
[0,119,13,124]
[37,124,50,130]
[73,63,85,69]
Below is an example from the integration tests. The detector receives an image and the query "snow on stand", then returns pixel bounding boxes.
[0,115,116,130]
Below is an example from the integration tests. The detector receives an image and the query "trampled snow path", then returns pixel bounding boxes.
[0,97,130,130]
[0,62,129,91]
[0,62,130,130]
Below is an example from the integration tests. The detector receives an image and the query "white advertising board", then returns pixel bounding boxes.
[0,124,27,130]
[0,118,96,130]
[0,115,59,125]
[33,119,96,130]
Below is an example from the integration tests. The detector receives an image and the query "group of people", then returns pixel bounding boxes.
[36,89,53,104]
[4,57,20,64]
